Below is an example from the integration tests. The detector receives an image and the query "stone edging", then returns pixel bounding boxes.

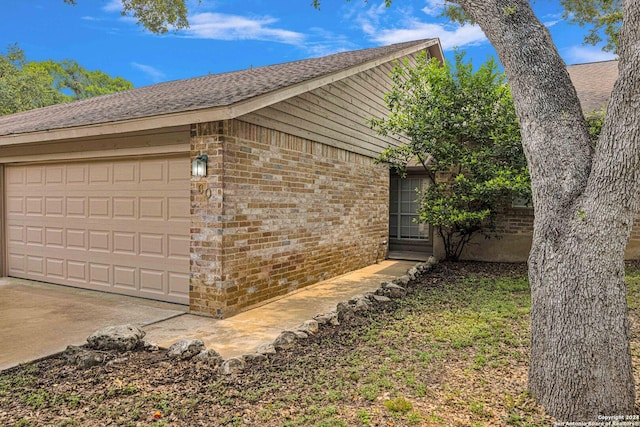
[65,258,438,374]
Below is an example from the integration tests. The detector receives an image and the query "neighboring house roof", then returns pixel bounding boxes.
[0,39,441,142]
[567,59,618,113]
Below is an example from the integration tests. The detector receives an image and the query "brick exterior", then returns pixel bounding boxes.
[462,206,640,262]
[494,207,535,234]
[190,120,389,318]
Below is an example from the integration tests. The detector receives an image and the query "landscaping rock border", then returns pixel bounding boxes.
[68,257,438,373]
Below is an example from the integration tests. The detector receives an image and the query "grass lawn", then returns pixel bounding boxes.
[2,262,639,426]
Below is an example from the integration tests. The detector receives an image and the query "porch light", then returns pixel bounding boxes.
[192,154,208,177]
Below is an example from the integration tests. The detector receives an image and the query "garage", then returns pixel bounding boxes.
[4,155,190,304]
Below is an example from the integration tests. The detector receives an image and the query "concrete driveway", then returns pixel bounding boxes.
[0,278,186,370]
[1,259,419,370]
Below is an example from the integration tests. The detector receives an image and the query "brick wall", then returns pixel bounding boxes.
[189,122,226,316]
[494,207,535,234]
[462,206,640,262]
[190,120,390,318]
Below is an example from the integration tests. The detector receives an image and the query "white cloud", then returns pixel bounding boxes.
[349,2,389,36]
[131,62,166,83]
[565,45,617,64]
[183,13,305,45]
[422,0,445,17]
[353,2,486,50]
[544,19,562,27]
[102,0,122,13]
[304,28,359,57]
[368,20,487,50]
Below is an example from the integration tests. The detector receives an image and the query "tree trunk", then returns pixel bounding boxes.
[456,0,640,420]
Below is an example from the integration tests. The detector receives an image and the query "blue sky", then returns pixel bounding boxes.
[1,0,617,88]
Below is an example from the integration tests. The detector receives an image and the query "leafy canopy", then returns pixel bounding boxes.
[0,44,67,116]
[63,0,191,34]
[0,44,133,116]
[559,0,621,52]
[372,52,530,260]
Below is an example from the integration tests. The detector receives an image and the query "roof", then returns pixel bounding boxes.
[567,59,618,113]
[0,39,440,140]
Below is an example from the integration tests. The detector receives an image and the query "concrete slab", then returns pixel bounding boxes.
[0,278,186,370]
[0,259,417,370]
[144,259,416,359]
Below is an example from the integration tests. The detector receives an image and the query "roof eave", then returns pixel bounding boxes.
[0,39,442,146]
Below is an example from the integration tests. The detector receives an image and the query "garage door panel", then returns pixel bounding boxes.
[45,197,64,216]
[26,168,43,185]
[26,256,44,276]
[113,198,136,218]
[168,197,189,220]
[168,272,190,297]
[89,230,110,252]
[114,232,136,254]
[8,254,25,275]
[66,166,87,185]
[88,197,110,218]
[66,198,87,217]
[6,156,190,304]
[114,266,137,290]
[7,197,24,214]
[139,198,165,220]
[8,225,24,243]
[26,227,44,246]
[168,235,189,260]
[89,164,111,184]
[46,258,65,279]
[45,166,64,184]
[67,261,87,282]
[26,198,43,216]
[140,269,166,295]
[7,168,24,185]
[168,158,190,182]
[45,228,64,247]
[140,161,165,183]
[89,263,111,286]
[66,229,87,249]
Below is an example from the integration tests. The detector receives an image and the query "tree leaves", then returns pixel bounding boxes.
[560,0,622,52]
[373,51,529,260]
[0,45,133,116]
[64,0,192,34]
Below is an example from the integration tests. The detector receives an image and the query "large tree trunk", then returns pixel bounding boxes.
[456,0,640,420]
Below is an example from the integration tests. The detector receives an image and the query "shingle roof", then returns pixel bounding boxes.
[567,59,618,113]
[0,39,437,137]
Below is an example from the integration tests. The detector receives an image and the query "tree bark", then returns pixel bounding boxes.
[455,0,640,420]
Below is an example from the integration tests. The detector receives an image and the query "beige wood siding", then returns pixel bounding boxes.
[4,155,190,304]
[0,126,190,164]
[239,56,417,158]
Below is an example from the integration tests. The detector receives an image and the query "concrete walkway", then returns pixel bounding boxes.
[144,260,415,358]
[0,260,415,370]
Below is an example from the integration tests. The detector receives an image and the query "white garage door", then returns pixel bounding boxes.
[5,156,190,304]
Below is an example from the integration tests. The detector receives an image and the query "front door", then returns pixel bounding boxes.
[388,174,432,257]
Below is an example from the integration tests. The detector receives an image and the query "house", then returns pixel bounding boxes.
[0,39,444,318]
[456,59,624,262]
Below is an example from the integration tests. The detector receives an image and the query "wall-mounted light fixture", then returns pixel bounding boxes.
[192,154,208,177]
